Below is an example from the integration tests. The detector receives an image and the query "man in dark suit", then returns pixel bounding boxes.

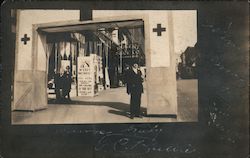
[54,72,61,102]
[54,69,63,103]
[126,62,144,119]
[62,66,72,102]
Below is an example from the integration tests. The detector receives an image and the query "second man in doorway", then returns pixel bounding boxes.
[62,66,72,102]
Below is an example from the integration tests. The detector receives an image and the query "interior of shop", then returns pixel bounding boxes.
[46,21,146,103]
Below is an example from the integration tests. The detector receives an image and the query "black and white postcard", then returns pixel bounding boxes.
[0,1,248,158]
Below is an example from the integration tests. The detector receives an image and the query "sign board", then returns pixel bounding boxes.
[77,56,96,96]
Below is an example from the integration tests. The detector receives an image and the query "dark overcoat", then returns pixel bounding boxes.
[126,68,143,94]
[62,72,72,93]
[126,68,144,116]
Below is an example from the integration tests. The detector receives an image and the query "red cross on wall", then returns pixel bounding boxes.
[153,24,166,36]
[21,34,30,45]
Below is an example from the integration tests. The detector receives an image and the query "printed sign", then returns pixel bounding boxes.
[77,57,95,96]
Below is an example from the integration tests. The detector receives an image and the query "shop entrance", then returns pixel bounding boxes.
[12,10,197,124]
[43,19,146,109]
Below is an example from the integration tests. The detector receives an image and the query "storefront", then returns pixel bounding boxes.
[45,21,146,98]
[13,10,181,116]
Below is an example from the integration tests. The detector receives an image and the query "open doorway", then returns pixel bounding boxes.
[46,20,147,120]
[12,10,198,124]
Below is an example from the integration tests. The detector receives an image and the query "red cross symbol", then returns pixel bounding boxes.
[21,34,30,45]
[153,24,166,36]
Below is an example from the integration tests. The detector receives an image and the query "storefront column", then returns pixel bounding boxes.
[146,11,177,115]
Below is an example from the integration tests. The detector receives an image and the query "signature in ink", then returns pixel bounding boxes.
[94,125,197,155]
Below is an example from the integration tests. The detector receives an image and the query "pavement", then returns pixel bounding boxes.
[12,80,198,124]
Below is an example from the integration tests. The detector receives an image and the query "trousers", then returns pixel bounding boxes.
[130,91,142,116]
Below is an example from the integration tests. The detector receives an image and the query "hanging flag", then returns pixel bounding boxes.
[59,41,65,57]
[111,29,119,45]
[65,42,71,58]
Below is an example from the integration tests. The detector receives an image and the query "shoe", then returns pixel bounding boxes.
[135,115,143,118]
[130,114,135,119]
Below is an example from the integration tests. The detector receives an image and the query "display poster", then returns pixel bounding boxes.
[77,56,95,96]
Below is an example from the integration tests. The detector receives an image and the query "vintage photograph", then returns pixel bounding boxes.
[11,10,198,124]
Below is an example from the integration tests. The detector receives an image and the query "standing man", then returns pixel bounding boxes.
[126,62,144,119]
[54,69,61,103]
[62,66,72,102]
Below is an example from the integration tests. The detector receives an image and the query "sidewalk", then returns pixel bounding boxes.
[12,80,198,124]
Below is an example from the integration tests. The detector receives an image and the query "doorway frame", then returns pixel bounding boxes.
[33,14,150,108]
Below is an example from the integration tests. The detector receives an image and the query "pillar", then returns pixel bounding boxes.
[146,11,177,115]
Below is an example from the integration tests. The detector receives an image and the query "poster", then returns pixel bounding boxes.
[77,56,95,97]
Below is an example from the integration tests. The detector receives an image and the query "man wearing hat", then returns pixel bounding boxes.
[126,61,144,119]
[62,65,72,102]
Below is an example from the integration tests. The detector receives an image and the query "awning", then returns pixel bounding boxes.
[37,19,144,33]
